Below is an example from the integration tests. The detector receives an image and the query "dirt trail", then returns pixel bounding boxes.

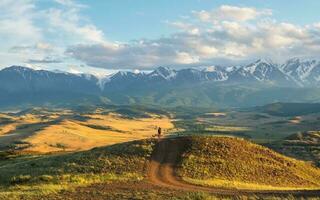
[147,137,320,196]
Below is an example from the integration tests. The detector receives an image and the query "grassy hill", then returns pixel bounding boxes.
[0,136,320,199]
[178,136,320,190]
[0,106,174,153]
[0,139,155,199]
[285,131,320,144]
[269,131,320,167]
[255,102,320,116]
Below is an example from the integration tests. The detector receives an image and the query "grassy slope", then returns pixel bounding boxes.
[256,102,320,116]
[0,106,174,153]
[23,113,173,153]
[285,131,320,144]
[269,131,320,167]
[0,139,155,199]
[178,136,320,190]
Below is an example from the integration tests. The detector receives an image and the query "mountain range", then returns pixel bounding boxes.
[1,58,320,109]
[104,58,320,87]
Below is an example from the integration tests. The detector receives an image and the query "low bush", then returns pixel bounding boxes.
[10,175,32,185]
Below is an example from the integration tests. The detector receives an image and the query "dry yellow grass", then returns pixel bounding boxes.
[23,113,174,153]
[179,136,320,190]
[0,112,63,136]
[0,124,17,135]
[183,177,320,191]
[288,116,302,124]
[205,125,250,132]
[204,112,227,117]
[0,114,17,135]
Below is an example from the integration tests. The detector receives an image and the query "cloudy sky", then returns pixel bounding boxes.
[1,0,320,75]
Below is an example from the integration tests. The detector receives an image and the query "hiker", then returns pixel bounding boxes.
[157,127,162,138]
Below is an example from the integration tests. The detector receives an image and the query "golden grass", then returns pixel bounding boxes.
[179,136,320,190]
[205,125,250,132]
[0,172,142,199]
[0,124,17,135]
[0,112,61,136]
[184,177,320,191]
[23,113,174,153]
[0,138,152,199]
[204,112,227,117]
[288,116,302,124]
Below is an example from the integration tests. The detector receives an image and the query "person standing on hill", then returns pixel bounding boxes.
[157,127,162,138]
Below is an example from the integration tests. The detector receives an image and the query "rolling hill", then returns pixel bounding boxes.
[255,102,320,116]
[0,136,319,199]
[269,131,320,167]
[178,136,320,190]
[0,106,174,153]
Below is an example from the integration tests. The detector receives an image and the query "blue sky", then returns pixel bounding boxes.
[74,0,320,41]
[1,0,320,75]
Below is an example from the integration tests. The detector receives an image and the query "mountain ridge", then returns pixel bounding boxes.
[1,58,320,108]
[3,58,320,89]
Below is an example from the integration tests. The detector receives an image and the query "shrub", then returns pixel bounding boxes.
[10,175,32,185]
[174,192,214,200]
[38,175,54,182]
[0,151,10,160]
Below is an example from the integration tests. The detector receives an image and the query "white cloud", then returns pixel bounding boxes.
[175,51,199,64]
[54,0,86,8]
[45,7,106,44]
[28,56,62,64]
[66,5,320,69]
[1,2,320,70]
[0,0,109,69]
[10,42,55,54]
[0,0,41,43]
[194,5,272,22]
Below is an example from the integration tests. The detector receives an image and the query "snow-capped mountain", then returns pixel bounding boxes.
[0,65,99,93]
[228,59,293,85]
[147,66,177,81]
[3,58,320,93]
[281,58,320,86]
[202,66,229,81]
[1,58,320,108]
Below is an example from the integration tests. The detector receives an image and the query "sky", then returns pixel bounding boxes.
[1,0,320,75]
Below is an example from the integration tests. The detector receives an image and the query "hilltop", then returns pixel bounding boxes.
[178,136,320,190]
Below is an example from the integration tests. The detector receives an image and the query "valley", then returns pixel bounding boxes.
[0,104,319,199]
[2,1,320,199]
[0,107,175,153]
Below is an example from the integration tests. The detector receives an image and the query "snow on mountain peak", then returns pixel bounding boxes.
[96,75,111,90]
[282,58,320,82]
[225,66,240,72]
[2,58,320,89]
[149,66,177,80]
[203,66,218,72]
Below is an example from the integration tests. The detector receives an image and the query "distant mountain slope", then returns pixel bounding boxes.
[2,58,320,108]
[255,102,320,116]
[281,58,320,86]
[228,59,294,86]
[0,66,103,108]
[0,66,99,93]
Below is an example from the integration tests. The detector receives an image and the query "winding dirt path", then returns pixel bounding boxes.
[147,137,320,196]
